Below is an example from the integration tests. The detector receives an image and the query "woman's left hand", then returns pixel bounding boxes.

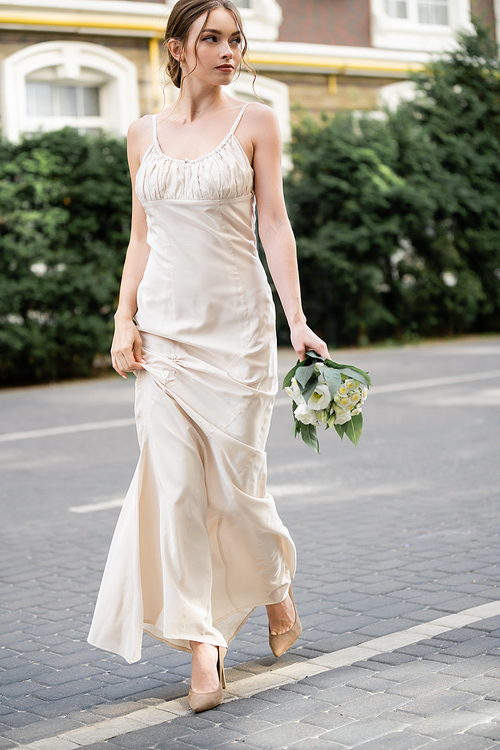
[290,321,331,362]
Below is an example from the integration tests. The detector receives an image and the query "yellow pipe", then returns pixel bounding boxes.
[0,11,164,32]
[248,52,425,74]
[149,36,163,112]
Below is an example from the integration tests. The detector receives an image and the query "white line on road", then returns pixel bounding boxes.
[69,498,126,513]
[2,369,500,444]
[20,600,500,750]
[0,418,135,443]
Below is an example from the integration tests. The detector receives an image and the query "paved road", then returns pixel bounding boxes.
[1,336,500,749]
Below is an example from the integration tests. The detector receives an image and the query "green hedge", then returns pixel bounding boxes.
[282,22,500,346]
[0,128,130,384]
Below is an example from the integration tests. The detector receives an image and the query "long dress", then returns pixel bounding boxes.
[87,102,296,665]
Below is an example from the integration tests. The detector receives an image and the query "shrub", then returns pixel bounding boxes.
[0,128,130,384]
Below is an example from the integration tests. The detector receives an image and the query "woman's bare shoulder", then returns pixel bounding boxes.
[127,113,154,141]
[241,100,278,123]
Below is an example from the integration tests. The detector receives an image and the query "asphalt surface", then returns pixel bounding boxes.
[1,336,500,749]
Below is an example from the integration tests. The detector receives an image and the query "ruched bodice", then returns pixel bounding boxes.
[135,131,254,203]
[87,102,296,665]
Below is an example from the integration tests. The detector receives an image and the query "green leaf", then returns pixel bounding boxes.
[301,375,319,403]
[282,361,301,389]
[323,366,342,398]
[326,360,371,387]
[334,423,346,440]
[300,423,320,453]
[345,413,363,446]
[305,350,324,360]
[295,363,316,389]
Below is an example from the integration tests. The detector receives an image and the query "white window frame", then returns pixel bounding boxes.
[371,0,473,52]
[1,40,139,142]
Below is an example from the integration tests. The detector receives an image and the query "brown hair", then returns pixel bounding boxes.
[163,0,257,90]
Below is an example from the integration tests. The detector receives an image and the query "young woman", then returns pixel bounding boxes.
[87,0,330,713]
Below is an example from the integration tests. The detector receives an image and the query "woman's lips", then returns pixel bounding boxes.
[216,66,233,71]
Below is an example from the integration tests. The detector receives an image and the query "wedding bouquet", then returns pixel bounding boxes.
[282,350,371,453]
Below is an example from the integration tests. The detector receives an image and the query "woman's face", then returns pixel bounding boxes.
[181,7,242,86]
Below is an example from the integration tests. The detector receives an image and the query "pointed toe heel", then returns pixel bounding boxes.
[188,645,227,713]
[269,584,302,658]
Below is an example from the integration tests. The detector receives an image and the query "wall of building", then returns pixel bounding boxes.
[277,0,371,47]
[262,70,398,121]
[470,0,496,36]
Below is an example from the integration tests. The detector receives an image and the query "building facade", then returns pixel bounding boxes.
[0,0,497,145]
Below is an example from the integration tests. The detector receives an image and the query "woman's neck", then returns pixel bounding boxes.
[170,84,227,123]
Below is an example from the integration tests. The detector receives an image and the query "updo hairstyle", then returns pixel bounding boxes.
[163,0,256,89]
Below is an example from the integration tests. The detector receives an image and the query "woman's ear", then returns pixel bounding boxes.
[167,38,183,63]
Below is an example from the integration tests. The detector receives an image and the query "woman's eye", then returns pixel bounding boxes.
[202,35,217,42]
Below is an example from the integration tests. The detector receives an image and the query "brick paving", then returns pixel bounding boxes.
[1,337,500,748]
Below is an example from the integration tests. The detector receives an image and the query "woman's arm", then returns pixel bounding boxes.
[251,105,330,362]
[111,118,151,378]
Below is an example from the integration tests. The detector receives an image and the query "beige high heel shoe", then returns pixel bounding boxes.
[188,645,227,713]
[269,584,302,658]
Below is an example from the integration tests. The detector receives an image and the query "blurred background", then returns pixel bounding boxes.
[0,0,499,385]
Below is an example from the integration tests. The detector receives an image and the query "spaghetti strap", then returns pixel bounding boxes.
[152,113,157,141]
[229,102,250,136]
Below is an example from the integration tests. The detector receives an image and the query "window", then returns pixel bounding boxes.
[385,0,448,24]
[385,1,408,18]
[26,82,101,134]
[372,0,471,52]
[1,41,139,142]
[418,0,448,24]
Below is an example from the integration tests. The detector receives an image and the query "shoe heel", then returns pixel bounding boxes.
[188,645,227,713]
[219,646,227,689]
[269,583,302,658]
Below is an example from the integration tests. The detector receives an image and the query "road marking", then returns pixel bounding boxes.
[0,417,135,443]
[2,369,500,445]
[20,599,500,749]
[69,498,126,513]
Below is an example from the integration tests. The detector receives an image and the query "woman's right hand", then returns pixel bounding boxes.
[111,317,145,379]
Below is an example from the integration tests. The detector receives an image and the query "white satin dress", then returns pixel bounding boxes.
[87,102,296,664]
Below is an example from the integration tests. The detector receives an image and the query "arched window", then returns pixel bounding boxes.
[1,41,139,142]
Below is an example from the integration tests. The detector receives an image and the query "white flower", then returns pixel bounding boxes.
[361,387,368,400]
[345,379,355,390]
[334,409,352,425]
[30,262,47,276]
[351,407,361,416]
[295,403,321,426]
[307,383,330,410]
[337,395,351,409]
[337,384,347,396]
[285,377,305,405]
[314,362,324,376]
[350,391,361,405]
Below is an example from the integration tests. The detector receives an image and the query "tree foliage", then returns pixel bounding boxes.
[283,22,500,346]
[0,128,130,384]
